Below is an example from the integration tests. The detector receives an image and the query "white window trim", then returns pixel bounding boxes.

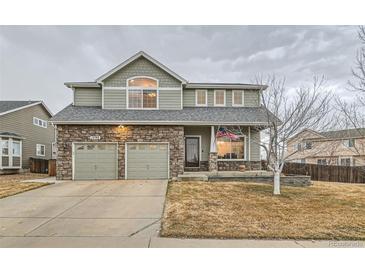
[339,156,353,166]
[33,117,48,128]
[232,90,245,107]
[36,144,46,157]
[216,134,247,161]
[214,90,226,106]
[126,76,159,110]
[195,89,208,107]
[12,140,21,157]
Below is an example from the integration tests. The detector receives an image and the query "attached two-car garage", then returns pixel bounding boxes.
[72,142,169,180]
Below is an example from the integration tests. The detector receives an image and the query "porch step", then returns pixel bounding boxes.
[177,174,209,182]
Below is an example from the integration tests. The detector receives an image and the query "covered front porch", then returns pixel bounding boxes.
[183,125,262,172]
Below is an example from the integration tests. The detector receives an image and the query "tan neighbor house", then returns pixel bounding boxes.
[286,128,365,166]
[0,101,55,173]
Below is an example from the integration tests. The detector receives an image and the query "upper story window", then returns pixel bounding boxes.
[343,138,355,148]
[195,90,207,106]
[304,141,312,150]
[127,77,158,109]
[33,117,47,128]
[293,143,302,151]
[232,90,244,106]
[214,90,226,106]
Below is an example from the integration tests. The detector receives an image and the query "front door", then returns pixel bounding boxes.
[185,137,200,167]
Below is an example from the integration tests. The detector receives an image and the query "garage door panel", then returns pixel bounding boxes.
[74,143,118,180]
[126,143,169,180]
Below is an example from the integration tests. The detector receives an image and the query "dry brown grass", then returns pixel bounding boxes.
[161,181,365,240]
[0,173,49,199]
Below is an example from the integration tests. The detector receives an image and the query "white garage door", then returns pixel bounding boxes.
[73,143,118,180]
[126,143,169,179]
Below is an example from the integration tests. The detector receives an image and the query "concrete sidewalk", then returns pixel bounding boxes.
[1,235,363,248]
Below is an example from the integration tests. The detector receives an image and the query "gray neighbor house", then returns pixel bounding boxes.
[0,101,55,173]
[51,51,272,180]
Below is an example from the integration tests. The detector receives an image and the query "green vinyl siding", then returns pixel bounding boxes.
[159,90,181,110]
[0,104,54,168]
[126,143,169,179]
[74,87,102,107]
[244,90,260,107]
[103,56,181,88]
[104,89,126,109]
[183,89,196,107]
[249,128,261,161]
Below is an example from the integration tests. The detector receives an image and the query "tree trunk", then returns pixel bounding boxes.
[273,171,281,195]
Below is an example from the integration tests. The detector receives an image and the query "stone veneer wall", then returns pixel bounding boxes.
[184,161,209,172]
[218,160,261,171]
[56,125,184,180]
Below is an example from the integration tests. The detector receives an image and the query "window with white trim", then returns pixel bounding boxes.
[127,77,158,109]
[12,141,20,156]
[195,90,207,106]
[33,117,47,128]
[214,90,226,106]
[232,90,244,106]
[340,158,352,166]
[343,139,355,148]
[1,139,9,155]
[317,159,327,165]
[36,144,45,156]
[217,136,246,160]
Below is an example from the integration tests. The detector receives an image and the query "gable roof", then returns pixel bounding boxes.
[96,51,188,84]
[0,101,53,117]
[50,105,277,126]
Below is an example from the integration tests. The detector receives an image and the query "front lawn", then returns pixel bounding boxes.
[161,181,365,240]
[0,173,49,199]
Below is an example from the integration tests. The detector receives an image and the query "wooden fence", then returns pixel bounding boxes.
[29,158,56,176]
[282,162,365,184]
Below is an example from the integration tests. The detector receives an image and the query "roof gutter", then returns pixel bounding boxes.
[50,120,270,126]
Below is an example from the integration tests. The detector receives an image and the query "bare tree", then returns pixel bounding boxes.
[336,25,365,131]
[348,26,365,93]
[253,75,333,195]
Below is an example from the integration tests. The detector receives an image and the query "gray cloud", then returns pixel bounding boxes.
[0,25,360,113]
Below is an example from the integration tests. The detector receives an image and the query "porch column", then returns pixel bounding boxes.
[210,126,216,152]
[209,126,218,172]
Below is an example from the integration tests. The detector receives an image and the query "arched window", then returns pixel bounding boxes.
[127,77,158,109]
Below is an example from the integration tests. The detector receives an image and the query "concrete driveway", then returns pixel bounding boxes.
[0,180,167,247]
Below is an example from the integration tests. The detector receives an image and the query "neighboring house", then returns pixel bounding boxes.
[286,128,365,166]
[51,51,274,180]
[0,101,55,173]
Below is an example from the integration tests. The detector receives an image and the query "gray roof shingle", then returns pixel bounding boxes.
[0,100,40,114]
[51,105,275,125]
[319,128,365,139]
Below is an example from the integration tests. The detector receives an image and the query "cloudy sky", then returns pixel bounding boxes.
[0,25,361,113]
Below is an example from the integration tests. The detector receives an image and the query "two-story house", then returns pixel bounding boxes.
[286,128,365,166]
[0,101,55,173]
[51,51,274,180]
